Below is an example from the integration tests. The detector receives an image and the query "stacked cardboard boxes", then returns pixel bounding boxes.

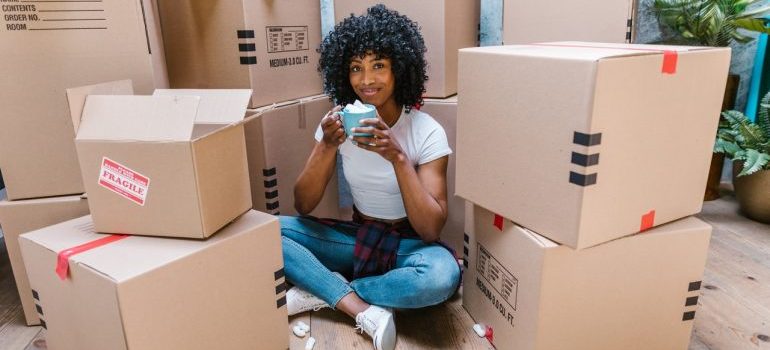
[0,0,168,326]
[334,0,479,98]
[18,88,290,349]
[0,0,167,200]
[456,42,731,349]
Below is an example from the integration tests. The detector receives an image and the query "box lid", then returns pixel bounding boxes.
[76,95,201,142]
[21,211,275,283]
[460,42,717,61]
[153,89,252,124]
[66,80,134,133]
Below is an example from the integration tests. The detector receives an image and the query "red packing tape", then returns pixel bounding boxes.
[640,210,656,232]
[56,234,129,280]
[532,43,679,75]
[493,214,504,231]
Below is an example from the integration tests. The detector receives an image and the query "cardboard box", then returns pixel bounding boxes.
[75,90,252,238]
[334,0,479,98]
[503,0,636,44]
[0,195,89,325]
[245,95,340,218]
[462,205,711,350]
[420,97,464,254]
[19,210,288,350]
[456,42,731,249]
[157,0,323,108]
[0,0,167,201]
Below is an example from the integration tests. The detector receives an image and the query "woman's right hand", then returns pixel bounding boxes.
[321,106,346,148]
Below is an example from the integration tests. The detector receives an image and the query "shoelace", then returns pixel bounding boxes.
[354,315,377,335]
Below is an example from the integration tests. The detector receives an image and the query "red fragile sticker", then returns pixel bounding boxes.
[640,210,656,232]
[98,157,150,206]
[493,214,504,231]
[56,234,129,280]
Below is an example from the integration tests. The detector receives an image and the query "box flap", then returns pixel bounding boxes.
[153,89,252,124]
[66,80,134,133]
[76,95,200,142]
[460,42,714,62]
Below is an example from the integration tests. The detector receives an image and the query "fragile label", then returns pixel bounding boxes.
[98,157,150,206]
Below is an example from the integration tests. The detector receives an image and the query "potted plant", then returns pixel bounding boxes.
[652,0,770,200]
[714,91,770,223]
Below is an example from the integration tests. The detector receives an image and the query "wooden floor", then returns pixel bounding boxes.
[0,187,768,350]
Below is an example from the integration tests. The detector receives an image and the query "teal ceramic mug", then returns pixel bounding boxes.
[338,104,376,137]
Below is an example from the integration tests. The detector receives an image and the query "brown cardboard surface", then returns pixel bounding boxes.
[0,0,166,200]
[157,0,323,108]
[455,42,731,249]
[19,210,288,350]
[245,95,340,218]
[75,91,251,238]
[503,0,636,44]
[420,97,464,255]
[334,0,479,98]
[0,196,89,325]
[463,205,711,350]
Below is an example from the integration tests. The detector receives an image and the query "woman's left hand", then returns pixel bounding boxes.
[352,118,406,164]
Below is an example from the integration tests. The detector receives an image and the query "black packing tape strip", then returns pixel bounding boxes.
[237,30,255,38]
[464,233,469,243]
[239,43,256,52]
[40,319,47,329]
[569,172,598,186]
[688,281,702,292]
[264,178,278,188]
[626,31,632,40]
[463,260,469,268]
[240,56,257,65]
[274,268,285,281]
[263,167,277,177]
[35,304,43,315]
[573,132,602,146]
[275,281,287,295]
[463,246,469,256]
[571,152,600,167]
[685,296,699,306]
[32,289,39,301]
[627,19,633,27]
[682,311,696,321]
[265,190,278,200]
[276,295,287,308]
[266,201,280,211]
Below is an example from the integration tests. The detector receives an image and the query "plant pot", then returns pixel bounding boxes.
[704,73,741,201]
[732,161,770,224]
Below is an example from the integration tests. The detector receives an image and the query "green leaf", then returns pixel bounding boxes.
[737,149,770,176]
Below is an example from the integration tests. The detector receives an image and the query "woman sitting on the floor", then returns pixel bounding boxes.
[279,5,460,350]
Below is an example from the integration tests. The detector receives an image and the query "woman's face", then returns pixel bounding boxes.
[348,53,396,108]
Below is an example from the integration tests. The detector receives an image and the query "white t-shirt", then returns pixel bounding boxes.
[315,107,452,220]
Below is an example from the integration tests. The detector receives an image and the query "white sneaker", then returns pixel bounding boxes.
[287,286,329,316]
[286,272,349,316]
[355,306,396,350]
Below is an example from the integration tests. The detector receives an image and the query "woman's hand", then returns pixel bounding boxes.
[352,117,406,164]
[320,106,346,148]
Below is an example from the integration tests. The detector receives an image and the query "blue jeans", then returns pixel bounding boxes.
[280,215,461,309]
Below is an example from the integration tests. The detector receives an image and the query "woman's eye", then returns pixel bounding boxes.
[350,66,361,72]
[373,63,384,69]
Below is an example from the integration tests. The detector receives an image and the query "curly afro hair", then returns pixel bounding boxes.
[318,4,428,111]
